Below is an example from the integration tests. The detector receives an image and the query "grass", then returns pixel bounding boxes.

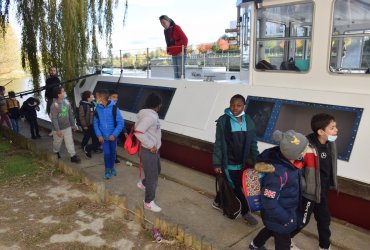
[0,138,40,182]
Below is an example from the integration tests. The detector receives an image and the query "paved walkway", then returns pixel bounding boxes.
[4,119,370,250]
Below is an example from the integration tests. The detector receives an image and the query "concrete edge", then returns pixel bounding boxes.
[0,126,215,250]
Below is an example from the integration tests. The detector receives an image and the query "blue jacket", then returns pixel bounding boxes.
[94,100,124,140]
[258,146,301,234]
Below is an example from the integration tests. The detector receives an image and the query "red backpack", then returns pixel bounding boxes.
[124,130,143,155]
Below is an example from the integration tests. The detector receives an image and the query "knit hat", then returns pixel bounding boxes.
[159,15,171,21]
[273,130,308,160]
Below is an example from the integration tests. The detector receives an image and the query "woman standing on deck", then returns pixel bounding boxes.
[159,15,188,79]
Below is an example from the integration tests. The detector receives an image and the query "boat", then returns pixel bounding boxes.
[74,0,370,229]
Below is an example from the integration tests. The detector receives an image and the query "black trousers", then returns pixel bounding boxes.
[26,116,39,137]
[214,169,249,215]
[253,227,291,250]
[291,193,331,249]
[82,125,100,152]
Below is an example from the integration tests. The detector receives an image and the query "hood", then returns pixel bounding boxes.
[137,108,157,119]
[257,146,295,169]
[224,108,240,122]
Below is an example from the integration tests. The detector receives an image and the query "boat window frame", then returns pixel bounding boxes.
[253,1,315,74]
[329,0,370,75]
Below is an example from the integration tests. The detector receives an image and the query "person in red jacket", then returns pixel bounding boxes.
[159,15,188,79]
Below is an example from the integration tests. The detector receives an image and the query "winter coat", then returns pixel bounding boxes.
[93,100,124,140]
[20,97,40,118]
[164,24,188,56]
[135,109,162,150]
[258,146,301,234]
[301,133,338,203]
[79,101,94,128]
[6,98,20,119]
[0,94,7,115]
[45,76,61,100]
[213,109,259,169]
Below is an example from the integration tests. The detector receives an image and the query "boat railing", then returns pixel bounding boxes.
[87,43,242,80]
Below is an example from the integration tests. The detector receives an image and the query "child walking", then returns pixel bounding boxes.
[94,89,124,179]
[249,130,309,250]
[6,91,21,133]
[135,93,163,212]
[290,113,338,250]
[79,90,100,158]
[213,94,259,225]
[50,87,81,163]
[20,97,41,139]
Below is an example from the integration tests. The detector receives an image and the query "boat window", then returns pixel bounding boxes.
[330,0,370,74]
[255,3,313,72]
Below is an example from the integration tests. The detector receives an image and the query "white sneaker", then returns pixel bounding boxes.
[48,131,53,136]
[291,241,300,250]
[137,180,146,191]
[144,200,162,212]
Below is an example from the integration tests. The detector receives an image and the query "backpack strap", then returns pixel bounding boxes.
[112,105,117,128]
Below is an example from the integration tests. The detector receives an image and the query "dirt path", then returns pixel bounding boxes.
[0,139,188,250]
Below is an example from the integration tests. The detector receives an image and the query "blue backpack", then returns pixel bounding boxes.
[242,168,288,212]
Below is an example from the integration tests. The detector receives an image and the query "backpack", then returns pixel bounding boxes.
[216,174,241,219]
[94,104,118,128]
[76,103,88,127]
[242,168,288,212]
[7,99,21,119]
[124,129,143,155]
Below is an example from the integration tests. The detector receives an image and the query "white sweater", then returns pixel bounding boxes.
[135,109,162,150]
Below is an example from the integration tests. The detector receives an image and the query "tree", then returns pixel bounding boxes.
[0,25,22,75]
[0,0,128,99]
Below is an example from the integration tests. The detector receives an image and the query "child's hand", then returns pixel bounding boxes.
[72,127,78,132]
[98,136,104,143]
[109,135,115,141]
[150,146,157,154]
[56,131,63,137]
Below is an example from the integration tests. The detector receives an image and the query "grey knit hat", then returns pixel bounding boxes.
[273,130,308,160]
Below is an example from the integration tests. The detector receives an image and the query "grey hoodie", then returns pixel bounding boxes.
[50,99,75,131]
[135,109,161,150]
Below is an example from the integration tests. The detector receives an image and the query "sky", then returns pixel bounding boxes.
[9,0,236,56]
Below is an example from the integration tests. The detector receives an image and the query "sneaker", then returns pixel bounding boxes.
[115,158,120,164]
[242,212,258,226]
[48,131,53,137]
[249,242,267,250]
[212,201,221,210]
[84,146,91,158]
[144,200,162,212]
[111,167,117,176]
[104,171,111,180]
[291,241,300,250]
[55,152,61,159]
[31,136,37,140]
[94,148,103,153]
[36,135,41,139]
[319,247,331,250]
[70,155,81,163]
[137,180,146,191]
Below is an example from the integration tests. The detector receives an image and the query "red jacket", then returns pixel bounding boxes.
[164,24,188,56]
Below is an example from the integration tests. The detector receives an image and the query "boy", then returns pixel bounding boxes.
[212,94,259,225]
[290,113,338,250]
[6,91,21,133]
[94,89,124,180]
[135,93,162,212]
[50,87,81,163]
[109,90,123,164]
[0,86,12,129]
[79,90,100,158]
[249,130,309,250]
[20,97,41,139]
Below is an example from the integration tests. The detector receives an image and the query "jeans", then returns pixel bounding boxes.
[26,116,39,138]
[102,139,117,170]
[10,118,19,133]
[172,55,186,79]
[82,125,100,152]
[253,227,291,250]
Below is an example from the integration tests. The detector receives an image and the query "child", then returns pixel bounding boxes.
[212,94,259,225]
[20,97,41,139]
[109,90,121,164]
[135,93,162,212]
[94,89,124,179]
[290,113,338,250]
[249,130,309,250]
[6,91,21,133]
[0,86,12,129]
[50,87,81,163]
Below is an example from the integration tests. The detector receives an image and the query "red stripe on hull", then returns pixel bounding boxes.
[160,139,370,230]
[328,191,370,230]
